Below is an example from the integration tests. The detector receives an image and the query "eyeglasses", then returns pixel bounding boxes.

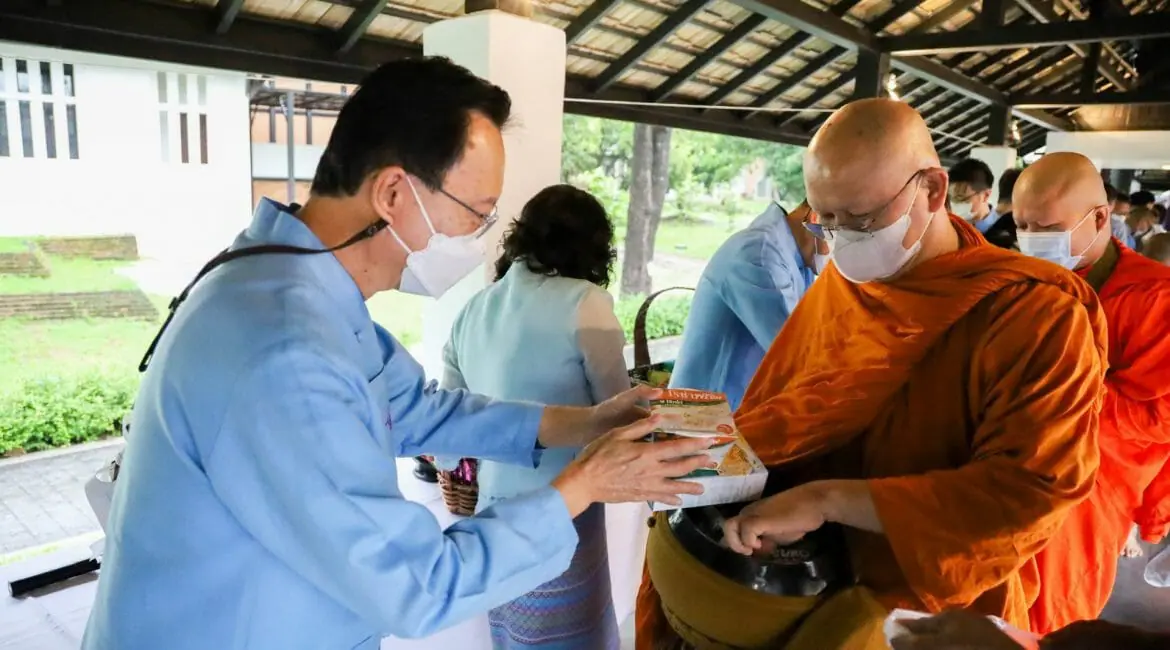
[803,170,924,241]
[435,186,499,239]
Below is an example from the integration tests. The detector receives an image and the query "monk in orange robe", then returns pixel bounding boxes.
[636,98,1108,648]
[1011,152,1170,634]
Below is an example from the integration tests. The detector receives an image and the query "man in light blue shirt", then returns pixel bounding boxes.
[81,57,710,650]
[1106,183,1136,248]
[669,201,820,410]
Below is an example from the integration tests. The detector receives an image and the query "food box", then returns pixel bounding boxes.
[645,389,768,511]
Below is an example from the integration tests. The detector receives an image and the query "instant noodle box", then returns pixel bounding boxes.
[646,389,768,511]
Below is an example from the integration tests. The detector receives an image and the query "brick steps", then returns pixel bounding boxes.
[0,291,158,320]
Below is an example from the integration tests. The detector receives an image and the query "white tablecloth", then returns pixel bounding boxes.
[0,457,650,649]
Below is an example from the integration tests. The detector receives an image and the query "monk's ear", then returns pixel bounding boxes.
[922,167,949,214]
[1094,206,1111,232]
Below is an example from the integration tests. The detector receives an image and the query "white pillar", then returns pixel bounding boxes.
[969,146,1018,206]
[418,11,567,380]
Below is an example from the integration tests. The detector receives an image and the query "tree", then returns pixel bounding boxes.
[620,123,671,296]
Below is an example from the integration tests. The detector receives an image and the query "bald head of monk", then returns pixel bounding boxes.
[1013,153,1111,270]
[804,98,955,283]
[1144,233,1170,266]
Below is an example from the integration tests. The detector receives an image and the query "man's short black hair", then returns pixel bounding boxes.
[998,168,1021,202]
[1104,183,1118,204]
[1132,190,1157,206]
[948,158,995,191]
[311,57,511,197]
[1116,194,1132,206]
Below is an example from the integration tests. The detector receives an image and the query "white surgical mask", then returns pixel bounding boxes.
[813,252,831,274]
[1017,208,1102,270]
[390,178,485,298]
[829,183,930,284]
[951,201,975,221]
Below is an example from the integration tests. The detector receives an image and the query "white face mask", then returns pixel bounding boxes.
[813,252,831,274]
[390,178,485,298]
[828,183,930,284]
[951,202,975,221]
[1017,209,1102,271]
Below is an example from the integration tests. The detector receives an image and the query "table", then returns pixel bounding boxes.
[0,457,650,649]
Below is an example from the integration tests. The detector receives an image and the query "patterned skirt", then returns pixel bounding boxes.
[488,502,619,650]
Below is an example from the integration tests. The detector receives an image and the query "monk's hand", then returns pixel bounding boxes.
[722,483,827,555]
[551,414,712,518]
[889,610,1024,650]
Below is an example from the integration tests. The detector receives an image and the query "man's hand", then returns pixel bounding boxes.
[537,385,658,449]
[889,610,1025,650]
[721,483,828,554]
[551,414,712,518]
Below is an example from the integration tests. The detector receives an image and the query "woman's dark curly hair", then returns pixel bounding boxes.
[494,184,616,287]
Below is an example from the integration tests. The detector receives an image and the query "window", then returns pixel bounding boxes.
[157,72,209,165]
[0,56,80,159]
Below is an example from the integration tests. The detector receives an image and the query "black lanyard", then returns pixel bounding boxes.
[138,213,386,372]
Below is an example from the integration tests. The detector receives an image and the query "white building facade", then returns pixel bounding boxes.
[0,42,253,266]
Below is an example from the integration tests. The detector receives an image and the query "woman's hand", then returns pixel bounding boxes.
[721,483,828,555]
[590,384,657,433]
[551,414,712,517]
[536,385,658,449]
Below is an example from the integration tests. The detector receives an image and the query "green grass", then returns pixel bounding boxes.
[0,257,137,294]
[0,237,31,253]
[643,198,772,261]
[366,290,426,347]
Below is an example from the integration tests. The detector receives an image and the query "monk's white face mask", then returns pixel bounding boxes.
[389,177,485,298]
[1017,208,1102,271]
[828,182,930,284]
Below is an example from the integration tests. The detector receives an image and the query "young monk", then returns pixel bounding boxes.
[1011,152,1170,634]
[635,98,1108,649]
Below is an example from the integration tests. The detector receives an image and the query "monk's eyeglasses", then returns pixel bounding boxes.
[435,186,499,239]
[803,170,924,241]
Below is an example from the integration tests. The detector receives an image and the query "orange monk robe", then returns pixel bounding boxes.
[1029,241,1170,635]
[636,217,1108,648]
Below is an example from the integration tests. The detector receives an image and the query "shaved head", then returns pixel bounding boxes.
[804,98,955,280]
[1144,233,1170,265]
[1014,152,1111,269]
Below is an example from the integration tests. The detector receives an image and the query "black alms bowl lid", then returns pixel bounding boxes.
[666,502,853,598]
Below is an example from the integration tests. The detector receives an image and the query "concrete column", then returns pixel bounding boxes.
[970,146,1018,205]
[418,11,566,381]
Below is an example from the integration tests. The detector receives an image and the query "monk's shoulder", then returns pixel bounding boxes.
[976,280,1092,330]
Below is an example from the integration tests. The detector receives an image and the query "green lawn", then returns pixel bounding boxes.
[0,257,137,293]
[0,237,31,253]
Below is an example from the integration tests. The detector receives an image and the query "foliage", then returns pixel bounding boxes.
[614,294,692,343]
[574,168,629,227]
[0,257,138,294]
[0,372,136,454]
[561,115,634,185]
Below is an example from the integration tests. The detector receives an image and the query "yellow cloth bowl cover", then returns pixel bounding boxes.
[646,513,819,649]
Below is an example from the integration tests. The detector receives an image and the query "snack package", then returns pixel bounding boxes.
[882,609,1041,650]
[645,389,768,511]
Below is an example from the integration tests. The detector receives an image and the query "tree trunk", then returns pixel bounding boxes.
[621,124,655,297]
[646,125,672,262]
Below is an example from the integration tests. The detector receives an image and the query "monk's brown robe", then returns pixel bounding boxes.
[637,216,1108,648]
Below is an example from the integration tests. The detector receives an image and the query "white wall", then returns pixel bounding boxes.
[0,42,252,266]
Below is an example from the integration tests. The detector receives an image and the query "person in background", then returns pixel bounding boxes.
[668,200,824,410]
[1143,232,1170,265]
[637,99,1107,648]
[1132,189,1157,211]
[442,184,630,650]
[1113,190,1132,219]
[889,609,1169,650]
[1013,153,1170,634]
[1126,206,1164,254]
[946,158,995,229]
[988,167,1020,249]
[1105,183,1136,248]
[81,57,715,650]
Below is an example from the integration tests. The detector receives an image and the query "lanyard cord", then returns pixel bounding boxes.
[138,217,387,372]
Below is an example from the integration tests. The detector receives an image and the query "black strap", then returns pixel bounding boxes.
[138,216,387,372]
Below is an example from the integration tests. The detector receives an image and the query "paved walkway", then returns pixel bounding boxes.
[0,441,123,555]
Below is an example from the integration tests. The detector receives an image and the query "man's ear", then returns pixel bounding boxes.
[924,167,950,214]
[369,167,408,223]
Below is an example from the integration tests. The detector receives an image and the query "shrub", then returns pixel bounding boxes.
[0,373,136,455]
[615,294,692,343]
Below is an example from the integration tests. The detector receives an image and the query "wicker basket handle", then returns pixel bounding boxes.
[633,286,694,368]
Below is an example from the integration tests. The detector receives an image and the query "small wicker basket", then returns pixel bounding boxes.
[436,457,479,517]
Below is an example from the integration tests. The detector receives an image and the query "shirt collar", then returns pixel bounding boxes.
[242,198,371,336]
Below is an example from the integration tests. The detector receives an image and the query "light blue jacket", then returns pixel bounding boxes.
[442,263,629,507]
[669,203,814,410]
[81,199,578,650]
